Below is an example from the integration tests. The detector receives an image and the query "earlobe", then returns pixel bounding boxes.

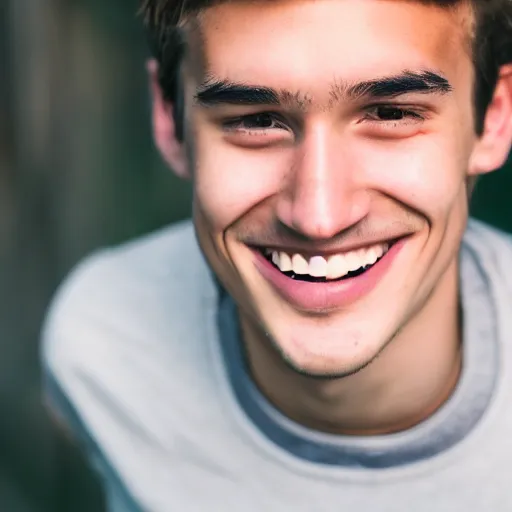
[147,59,190,179]
[469,65,512,176]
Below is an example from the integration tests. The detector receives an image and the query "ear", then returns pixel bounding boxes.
[469,64,512,176]
[147,59,190,179]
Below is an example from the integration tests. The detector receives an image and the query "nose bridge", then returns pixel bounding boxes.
[278,125,366,239]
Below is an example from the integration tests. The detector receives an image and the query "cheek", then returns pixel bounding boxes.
[357,133,472,218]
[193,131,291,230]
[193,122,475,231]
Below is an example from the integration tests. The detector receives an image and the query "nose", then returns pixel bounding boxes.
[276,124,369,240]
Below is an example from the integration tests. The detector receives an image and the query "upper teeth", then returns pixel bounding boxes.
[268,243,389,280]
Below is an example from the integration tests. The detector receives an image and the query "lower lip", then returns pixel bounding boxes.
[253,239,406,312]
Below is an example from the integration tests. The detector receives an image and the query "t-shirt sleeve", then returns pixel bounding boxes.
[41,250,139,511]
[41,250,111,445]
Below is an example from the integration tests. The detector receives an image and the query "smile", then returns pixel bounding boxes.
[253,238,406,311]
[262,243,390,283]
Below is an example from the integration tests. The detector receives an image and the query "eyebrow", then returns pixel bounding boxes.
[195,79,301,108]
[194,70,452,110]
[343,70,453,100]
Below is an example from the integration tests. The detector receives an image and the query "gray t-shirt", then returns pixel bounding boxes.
[42,219,512,511]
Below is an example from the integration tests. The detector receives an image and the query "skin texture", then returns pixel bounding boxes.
[150,0,512,434]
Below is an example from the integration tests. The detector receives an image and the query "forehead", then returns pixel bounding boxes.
[186,0,473,94]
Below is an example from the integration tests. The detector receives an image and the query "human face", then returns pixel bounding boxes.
[182,0,491,376]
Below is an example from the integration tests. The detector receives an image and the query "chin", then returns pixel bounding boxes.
[269,328,385,379]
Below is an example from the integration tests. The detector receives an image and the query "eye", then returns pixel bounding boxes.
[364,105,425,123]
[223,112,289,132]
[358,104,429,139]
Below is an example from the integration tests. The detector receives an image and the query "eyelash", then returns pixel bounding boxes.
[362,105,426,124]
[221,106,426,134]
[222,113,289,133]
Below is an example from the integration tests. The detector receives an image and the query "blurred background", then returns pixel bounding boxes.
[0,0,510,510]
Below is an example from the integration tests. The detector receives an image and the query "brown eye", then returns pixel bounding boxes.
[365,105,424,122]
[221,111,294,148]
[359,104,427,139]
[242,113,276,129]
[223,112,288,132]
[375,106,406,120]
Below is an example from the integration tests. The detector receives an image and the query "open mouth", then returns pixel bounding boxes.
[259,241,395,283]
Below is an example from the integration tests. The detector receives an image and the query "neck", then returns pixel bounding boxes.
[241,260,462,436]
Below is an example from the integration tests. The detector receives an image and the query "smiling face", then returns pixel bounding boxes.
[155,0,512,377]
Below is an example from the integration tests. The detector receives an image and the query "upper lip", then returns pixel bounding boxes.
[250,234,409,258]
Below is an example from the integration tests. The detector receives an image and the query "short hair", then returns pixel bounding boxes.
[140,0,512,134]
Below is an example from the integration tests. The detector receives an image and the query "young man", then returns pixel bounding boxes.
[42,0,512,510]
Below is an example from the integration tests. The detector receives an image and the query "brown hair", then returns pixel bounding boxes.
[140,0,512,134]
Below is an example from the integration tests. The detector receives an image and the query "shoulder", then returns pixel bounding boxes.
[42,219,217,400]
[41,220,226,502]
[463,218,512,292]
[464,219,512,268]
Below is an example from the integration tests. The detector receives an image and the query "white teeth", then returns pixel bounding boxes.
[279,252,293,272]
[292,254,309,274]
[365,248,378,265]
[309,256,328,278]
[267,243,389,280]
[326,254,348,279]
[344,251,362,272]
